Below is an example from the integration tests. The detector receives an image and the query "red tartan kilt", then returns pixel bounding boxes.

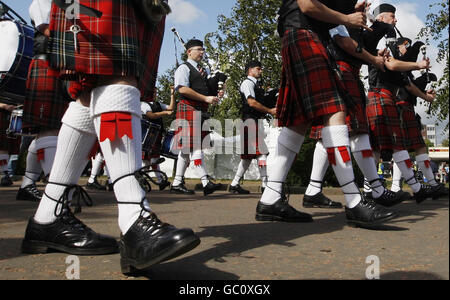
[277,28,346,128]
[397,103,426,150]
[366,88,404,151]
[48,1,165,101]
[0,110,21,154]
[174,102,210,151]
[240,119,269,160]
[310,61,368,139]
[23,59,70,130]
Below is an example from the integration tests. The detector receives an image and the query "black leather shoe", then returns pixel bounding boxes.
[363,192,373,201]
[303,192,342,208]
[345,197,398,228]
[431,183,449,200]
[229,184,250,194]
[159,180,171,191]
[256,196,313,223]
[203,181,222,196]
[1,174,13,186]
[120,213,200,275]
[86,178,106,191]
[21,211,119,255]
[414,184,435,204]
[395,190,413,201]
[170,183,195,195]
[373,189,408,207]
[16,184,43,202]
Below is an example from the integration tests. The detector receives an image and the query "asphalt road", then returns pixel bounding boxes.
[0,179,448,280]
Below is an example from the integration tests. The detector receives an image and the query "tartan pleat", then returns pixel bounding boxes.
[174,102,209,151]
[397,102,426,150]
[22,59,70,130]
[277,28,346,128]
[366,88,405,151]
[48,0,165,100]
[310,61,368,139]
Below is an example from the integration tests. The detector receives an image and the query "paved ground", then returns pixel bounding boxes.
[0,179,448,280]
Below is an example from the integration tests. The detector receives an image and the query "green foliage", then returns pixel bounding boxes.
[418,1,449,131]
[156,67,177,130]
[204,0,283,125]
[424,138,435,148]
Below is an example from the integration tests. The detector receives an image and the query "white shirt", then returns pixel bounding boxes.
[240,76,258,100]
[141,102,169,115]
[174,59,210,91]
[29,0,52,27]
[329,25,350,39]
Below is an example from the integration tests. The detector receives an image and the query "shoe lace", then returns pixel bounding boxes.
[265,180,291,203]
[114,166,168,193]
[28,184,42,197]
[360,194,377,210]
[44,182,93,217]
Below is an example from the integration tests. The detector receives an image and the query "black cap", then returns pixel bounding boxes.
[245,60,262,73]
[373,3,396,17]
[186,39,203,50]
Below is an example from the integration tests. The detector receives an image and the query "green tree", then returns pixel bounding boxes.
[204,0,283,124]
[156,67,177,130]
[419,1,449,131]
[441,138,449,147]
[424,138,435,148]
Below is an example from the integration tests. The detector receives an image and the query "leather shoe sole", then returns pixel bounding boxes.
[347,212,398,229]
[120,234,200,275]
[303,201,342,209]
[303,193,342,209]
[255,213,313,223]
[21,239,119,255]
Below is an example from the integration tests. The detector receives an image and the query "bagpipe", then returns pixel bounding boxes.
[171,27,228,98]
[385,26,437,113]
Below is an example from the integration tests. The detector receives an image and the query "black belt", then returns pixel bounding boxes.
[373,83,402,95]
[373,83,409,102]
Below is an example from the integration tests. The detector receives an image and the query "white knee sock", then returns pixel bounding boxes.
[35,136,58,176]
[322,125,361,209]
[350,134,384,198]
[91,84,146,235]
[34,123,95,224]
[149,158,164,183]
[21,140,43,188]
[231,159,251,186]
[393,150,420,193]
[260,127,305,205]
[190,150,209,187]
[173,152,190,186]
[259,167,267,188]
[305,141,329,196]
[416,153,438,186]
[89,152,104,183]
[258,155,268,188]
[391,161,403,192]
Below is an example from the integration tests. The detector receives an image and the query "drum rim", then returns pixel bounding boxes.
[0,19,34,99]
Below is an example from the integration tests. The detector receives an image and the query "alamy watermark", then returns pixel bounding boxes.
[65,255,80,280]
[168,114,273,156]
[365,255,380,280]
